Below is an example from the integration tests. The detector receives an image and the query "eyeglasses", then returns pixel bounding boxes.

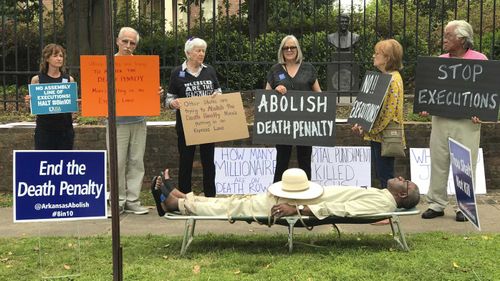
[121,39,137,46]
[404,180,409,195]
[282,46,297,51]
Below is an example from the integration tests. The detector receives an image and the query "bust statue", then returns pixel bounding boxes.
[327,14,360,51]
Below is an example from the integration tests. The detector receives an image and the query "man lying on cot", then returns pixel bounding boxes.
[151,168,420,219]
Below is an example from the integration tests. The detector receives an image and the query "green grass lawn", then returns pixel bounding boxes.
[0,232,498,280]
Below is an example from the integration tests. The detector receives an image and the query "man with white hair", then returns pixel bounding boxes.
[420,20,488,222]
[150,168,420,219]
[109,27,163,215]
[165,37,222,197]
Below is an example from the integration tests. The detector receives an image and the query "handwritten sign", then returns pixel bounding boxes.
[29,82,78,115]
[414,56,500,121]
[253,90,337,146]
[409,148,486,195]
[179,93,249,146]
[311,146,371,187]
[13,151,107,222]
[449,138,480,230]
[215,146,371,195]
[215,147,276,194]
[80,55,160,117]
[348,71,392,131]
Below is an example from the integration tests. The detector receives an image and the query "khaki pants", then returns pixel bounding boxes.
[107,120,147,207]
[178,192,276,218]
[426,116,480,212]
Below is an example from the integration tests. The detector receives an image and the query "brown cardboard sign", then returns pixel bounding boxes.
[179,92,249,145]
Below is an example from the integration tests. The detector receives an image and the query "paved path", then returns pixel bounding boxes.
[2,196,499,238]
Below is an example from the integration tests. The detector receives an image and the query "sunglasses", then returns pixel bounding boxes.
[282,46,297,51]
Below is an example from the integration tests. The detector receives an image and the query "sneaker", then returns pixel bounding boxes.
[107,205,125,218]
[124,204,149,215]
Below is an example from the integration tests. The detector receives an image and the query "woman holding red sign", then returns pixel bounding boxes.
[265,35,322,183]
[26,44,76,150]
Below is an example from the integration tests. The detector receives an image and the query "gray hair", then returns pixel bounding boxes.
[184,37,207,58]
[117,27,140,42]
[446,20,474,49]
[277,35,303,64]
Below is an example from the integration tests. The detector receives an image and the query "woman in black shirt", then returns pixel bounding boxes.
[265,35,322,182]
[166,37,222,197]
[27,44,75,150]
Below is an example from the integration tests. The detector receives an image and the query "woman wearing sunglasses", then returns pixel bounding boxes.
[265,35,322,183]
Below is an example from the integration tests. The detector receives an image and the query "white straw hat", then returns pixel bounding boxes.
[268,168,323,199]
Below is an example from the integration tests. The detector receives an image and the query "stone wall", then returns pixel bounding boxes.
[2,122,500,192]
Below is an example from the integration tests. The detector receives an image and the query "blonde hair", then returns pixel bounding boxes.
[277,35,303,64]
[374,39,403,71]
[39,43,66,74]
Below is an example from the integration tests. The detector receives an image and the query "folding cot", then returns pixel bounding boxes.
[163,208,420,255]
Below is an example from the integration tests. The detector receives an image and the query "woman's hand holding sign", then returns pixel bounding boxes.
[351,123,364,136]
[275,85,287,95]
[170,98,181,109]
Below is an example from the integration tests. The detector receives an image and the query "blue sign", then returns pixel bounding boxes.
[29,82,78,115]
[13,151,107,222]
[448,138,481,230]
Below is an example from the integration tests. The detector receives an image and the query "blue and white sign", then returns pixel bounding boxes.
[13,151,107,222]
[448,138,480,230]
[29,82,78,115]
[409,148,486,195]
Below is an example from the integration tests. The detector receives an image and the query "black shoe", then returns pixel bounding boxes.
[455,211,468,222]
[421,208,444,219]
[150,176,165,217]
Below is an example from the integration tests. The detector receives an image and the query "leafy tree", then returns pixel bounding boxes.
[62,0,106,75]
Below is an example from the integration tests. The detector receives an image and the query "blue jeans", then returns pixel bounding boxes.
[370,141,394,188]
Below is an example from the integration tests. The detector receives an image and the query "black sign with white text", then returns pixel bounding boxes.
[414,56,500,121]
[252,90,337,146]
[347,71,392,131]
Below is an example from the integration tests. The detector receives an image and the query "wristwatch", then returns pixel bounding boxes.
[297,205,304,213]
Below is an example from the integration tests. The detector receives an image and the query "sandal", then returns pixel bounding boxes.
[150,176,166,217]
[158,172,175,197]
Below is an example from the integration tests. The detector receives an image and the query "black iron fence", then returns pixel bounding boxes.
[1,0,498,110]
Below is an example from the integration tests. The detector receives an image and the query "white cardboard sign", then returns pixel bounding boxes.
[215,146,371,194]
[409,148,486,194]
[311,146,371,187]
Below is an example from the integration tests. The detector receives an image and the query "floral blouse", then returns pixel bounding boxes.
[363,71,406,147]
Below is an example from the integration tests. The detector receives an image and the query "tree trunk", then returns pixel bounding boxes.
[63,0,107,77]
[248,0,268,41]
